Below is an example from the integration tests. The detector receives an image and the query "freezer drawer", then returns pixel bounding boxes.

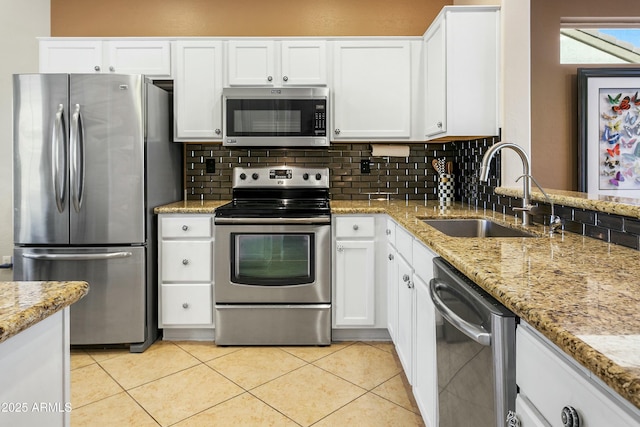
[13,246,146,345]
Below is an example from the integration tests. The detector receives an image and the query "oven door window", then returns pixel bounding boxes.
[226,99,326,137]
[231,233,315,285]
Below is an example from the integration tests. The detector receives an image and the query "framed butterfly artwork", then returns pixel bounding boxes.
[578,68,640,197]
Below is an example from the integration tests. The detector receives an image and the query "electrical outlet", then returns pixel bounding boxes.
[2,256,11,265]
[360,159,371,174]
[205,158,215,173]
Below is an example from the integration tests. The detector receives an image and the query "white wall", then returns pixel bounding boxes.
[500,0,531,187]
[0,0,50,279]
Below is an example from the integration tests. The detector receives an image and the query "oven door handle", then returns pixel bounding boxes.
[429,278,492,346]
[214,217,331,225]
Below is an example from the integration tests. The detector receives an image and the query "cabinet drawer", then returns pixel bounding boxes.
[396,226,413,263]
[161,241,212,281]
[335,216,375,238]
[517,324,640,426]
[161,216,212,238]
[412,240,435,281]
[162,284,212,325]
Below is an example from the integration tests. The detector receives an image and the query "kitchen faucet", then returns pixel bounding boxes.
[478,142,533,226]
[516,174,562,234]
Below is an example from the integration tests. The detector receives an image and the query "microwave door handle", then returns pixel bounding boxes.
[429,278,491,346]
[51,104,67,213]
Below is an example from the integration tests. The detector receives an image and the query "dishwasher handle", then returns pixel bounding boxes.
[429,278,491,346]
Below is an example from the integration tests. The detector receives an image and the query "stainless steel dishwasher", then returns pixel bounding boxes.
[430,257,516,427]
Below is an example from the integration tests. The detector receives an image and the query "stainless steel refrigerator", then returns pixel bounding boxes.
[12,74,182,352]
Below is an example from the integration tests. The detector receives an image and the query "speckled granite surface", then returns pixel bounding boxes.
[154,200,229,214]
[155,198,640,410]
[0,281,89,344]
[496,186,640,219]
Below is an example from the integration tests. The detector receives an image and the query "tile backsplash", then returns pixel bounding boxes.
[184,137,499,201]
[183,138,640,250]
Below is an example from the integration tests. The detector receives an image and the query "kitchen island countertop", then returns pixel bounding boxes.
[155,198,640,410]
[0,281,89,343]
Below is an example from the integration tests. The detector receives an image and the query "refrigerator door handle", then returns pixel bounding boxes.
[70,103,85,212]
[52,104,68,213]
[22,251,133,261]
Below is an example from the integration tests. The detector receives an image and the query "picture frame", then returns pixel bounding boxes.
[578,68,640,196]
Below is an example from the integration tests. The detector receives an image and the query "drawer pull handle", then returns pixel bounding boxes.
[182,259,189,265]
[353,224,359,231]
[561,406,579,427]
[182,303,189,309]
[182,225,189,231]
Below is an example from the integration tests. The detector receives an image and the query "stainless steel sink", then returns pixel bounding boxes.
[423,219,536,238]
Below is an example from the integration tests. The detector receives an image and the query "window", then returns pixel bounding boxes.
[561,27,640,64]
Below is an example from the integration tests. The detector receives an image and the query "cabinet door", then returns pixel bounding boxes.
[280,40,327,86]
[396,254,414,384]
[174,40,223,141]
[227,40,275,86]
[332,41,412,139]
[386,243,398,341]
[105,40,171,76]
[414,274,437,427]
[39,40,103,73]
[424,18,446,137]
[334,239,375,326]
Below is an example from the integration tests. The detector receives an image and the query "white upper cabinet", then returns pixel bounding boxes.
[423,6,500,140]
[173,40,223,141]
[226,39,327,86]
[39,39,172,77]
[332,40,413,140]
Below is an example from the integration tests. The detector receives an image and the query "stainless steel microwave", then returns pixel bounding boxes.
[222,87,329,148]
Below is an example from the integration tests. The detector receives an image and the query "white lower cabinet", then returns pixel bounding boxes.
[396,253,414,383]
[412,241,437,427]
[515,322,640,426]
[0,309,71,427]
[333,215,388,337]
[333,216,376,327]
[385,217,438,425]
[158,214,215,338]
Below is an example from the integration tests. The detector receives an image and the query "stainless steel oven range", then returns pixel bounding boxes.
[214,166,331,345]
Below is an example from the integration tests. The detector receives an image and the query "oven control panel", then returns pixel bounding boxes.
[233,166,329,188]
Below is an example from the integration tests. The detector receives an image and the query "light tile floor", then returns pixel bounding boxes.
[70,340,425,426]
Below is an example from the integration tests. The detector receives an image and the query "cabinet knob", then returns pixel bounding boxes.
[267,76,273,82]
[182,225,189,231]
[506,411,521,427]
[386,229,391,235]
[182,302,189,309]
[215,128,221,135]
[182,259,189,265]
[561,406,580,427]
[283,76,289,82]
[109,66,115,72]
[437,121,443,129]
[353,224,359,231]
[335,128,341,135]
[402,274,410,282]
[388,253,394,261]
[94,65,101,72]
[336,245,344,252]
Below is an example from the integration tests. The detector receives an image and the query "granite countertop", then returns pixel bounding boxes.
[0,281,89,344]
[496,186,640,219]
[155,198,640,410]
